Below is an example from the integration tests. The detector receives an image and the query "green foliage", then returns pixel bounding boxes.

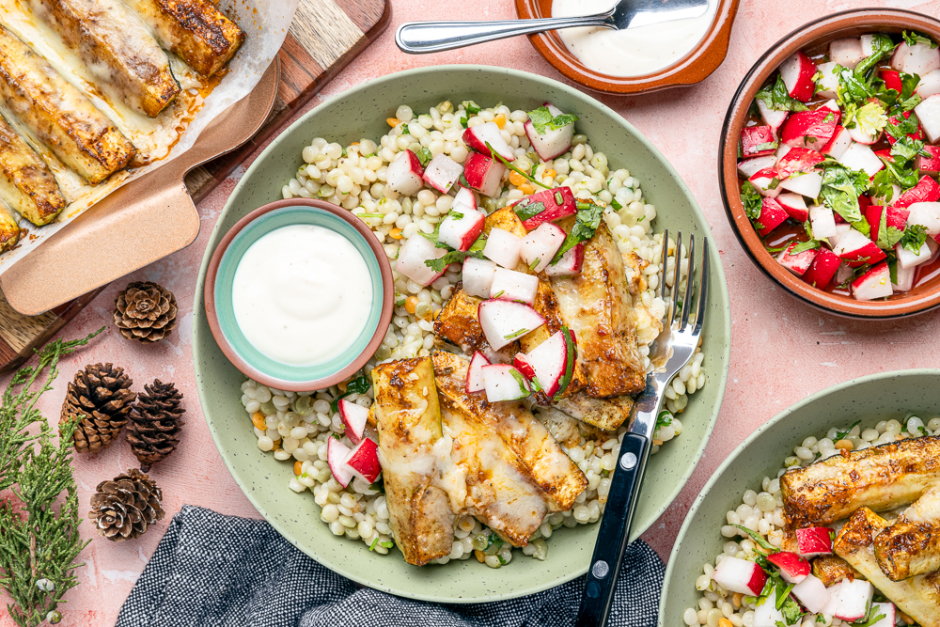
[526,106,578,136]
[741,181,763,221]
[551,202,603,263]
[754,76,809,112]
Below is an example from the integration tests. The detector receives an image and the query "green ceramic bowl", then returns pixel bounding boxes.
[193,65,732,602]
[659,369,940,626]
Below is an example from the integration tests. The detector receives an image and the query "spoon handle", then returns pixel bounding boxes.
[395,14,614,54]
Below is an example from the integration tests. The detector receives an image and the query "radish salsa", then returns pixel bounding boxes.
[738,31,940,301]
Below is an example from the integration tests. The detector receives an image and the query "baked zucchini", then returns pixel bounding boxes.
[0,114,65,226]
[875,486,940,580]
[0,203,21,252]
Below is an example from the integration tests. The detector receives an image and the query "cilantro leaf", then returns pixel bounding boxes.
[461,100,481,115]
[741,180,763,221]
[901,223,928,254]
[732,524,778,552]
[903,31,938,49]
[655,410,673,430]
[890,135,929,164]
[526,106,579,135]
[789,240,819,255]
[424,236,487,273]
[513,200,545,222]
[818,162,870,229]
[853,33,897,79]
[551,201,603,263]
[755,75,809,112]
[329,375,372,412]
[416,146,433,167]
[834,420,862,442]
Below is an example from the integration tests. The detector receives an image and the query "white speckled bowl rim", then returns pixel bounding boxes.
[658,369,940,625]
[193,64,732,603]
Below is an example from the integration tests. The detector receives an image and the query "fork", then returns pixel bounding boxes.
[575,231,709,627]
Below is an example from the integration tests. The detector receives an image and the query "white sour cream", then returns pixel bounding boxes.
[232,224,374,366]
[551,0,718,77]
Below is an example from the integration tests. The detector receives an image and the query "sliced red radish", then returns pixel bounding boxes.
[466,351,490,393]
[545,243,584,277]
[711,556,767,595]
[490,267,539,304]
[885,111,925,146]
[483,227,525,269]
[897,237,935,268]
[822,125,852,160]
[327,437,354,488]
[860,33,879,56]
[828,222,852,248]
[756,99,788,136]
[795,527,833,557]
[780,51,816,101]
[917,69,940,99]
[777,242,817,276]
[914,94,940,143]
[766,551,810,584]
[809,204,836,239]
[891,40,940,76]
[830,37,865,70]
[738,156,778,179]
[439,207,485,252]
[916,145,940,175]
[512,187,577,230]
[838,142,884,177]
[818,99,841,113]
[790,574,830,614]
[835,229,887,267]
[777,193,808,222]
[894,175,940,209]
[521,331,569,397]
[477,299,545,350]
[822,578,873,622]
[462,122,515,162]
[815,61,840,99]
[521,222,566,272]
[422,154,463,194]
[749,168,783,198]
[453,186,478,211]
[868,602,896,627]
[395,233,447,286]
[776,147,825,178]
[752,600,785,627]
[847,122,882,146]
[853,262,893,300]
[512,352,537,380]
[907,201,940,234]
[866,205,909,243]
[462,257,497,298]
[781,109,840,149]
[481,364,531,402]
[386,149,425,196]
[338,399,368,444]
[803,247,842,289]
[881,68,904,93]
[463,152,506,198]
[779,171,822,200]
[754,197,789,236]
[344,437,381,483]
[894,263,916,292]
[741,126,777,157]
[524,103,575,161]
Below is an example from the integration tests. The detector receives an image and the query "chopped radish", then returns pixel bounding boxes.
[810,204,837,238]
[914,94,940,143]
[779,171,822,200]
[753,600,786,627]
[853,262,893,300]
[521,331,569,396]
[917,69,940,99]
[885,111,925,146]
[757,99,788,135]
[803,247,841,289]
[828,222,852,248]
[868,602,896,627]
[815,61,840,99]
[780,51,816,101]
[781,109,840,149]
[483,227,525,268]
[866,205,909,243]
[521,222,566,273]
[439,207,485,252]
[738,156,778,179]
[386,150,425,195]
[477,299,545,350]
[453,186,478,211]
[777,242,817,276]
[823,579,873,622]
[907,201,940,234]
[524,103,575,161]
[778,193,808,221]
[818,99,841,113]
[466,351,490,393]
[835,229,887,267]
[822,126,852,160]
[338,399,368,444]
[881,68,904,93]
[916,145,940,175]
[790,575,830,614]
[897,238,934,268]
[894,263,916,292]
[749,168,783,198]
[754,197,789,236]
[766,551,810,584]
[830,37,864,70]
[513,352,536,380]
[512,187,577,230]
[462,257,497,298]
[838,142,884,177]
[711,556,767,595]
[344,437,381,484]
[545,243,584,277]
[490,267,539,304]
[395,233,447,286]
[423,154,463,194]
[741,126,777,157]
[848,122,882,146]
[327,437,354,488]
[894,175,940,209]
[463,152,506,197]
[775,144,792,162]
[462,122,515,162]
[860,33,878,56]
[776,147,825,178]
[481,364,531,402]
[892,40,940,76]
[872,182,900,206]
[795,527,833,557]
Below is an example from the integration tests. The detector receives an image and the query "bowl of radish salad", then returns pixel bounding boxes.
[721,9,940,318]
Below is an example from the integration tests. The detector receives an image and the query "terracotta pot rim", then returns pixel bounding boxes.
[720,8,940,320]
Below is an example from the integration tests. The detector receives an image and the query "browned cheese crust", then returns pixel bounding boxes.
[0,115,65,225]
[875,486,940,581]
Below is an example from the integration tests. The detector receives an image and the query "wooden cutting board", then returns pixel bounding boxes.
[0,0,390,373]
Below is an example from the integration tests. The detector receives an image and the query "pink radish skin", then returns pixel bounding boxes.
[866,205,909,243]
[466,351,490,393]
[790,574,831,614]
[545,243,584,277]
[386,149,425,195]
[916,145,940,175]
[821,126,852,160]
[338,399,368,444]
[766,551,810,584]
[822,579,873,622]
[438,207,485,252]
[483,227,525,269]
[524,103,575,161]
[462,122,515,162]
[521,222,566,273]
[344,437,381,484]
[892,40,940,76]
[513,353,537,380]
[738,156,777,179]
[520,331,568,397]
[830,38,865,70]
[481,364,531,402]
[777,193,808,222]
[463,152,506,198]
[780,51,817,101]
[395,233,447,286]
[422,154,464,194]
[489,267,539,304]
[835,229,887,267]
[781,109,840,149]
[741,126,777,157]
[756,99,788,135]
[513,187,577,230]
[453,186,478,211]
[795,527,833,557]
[885,111,925,146]
[327,437,354,487]
[893,175,940,209]
[711,556,767,595]
[803,247,841,289]
[749,168,784,198]
[776,147,825,178]
[777,242,818,276]
[462,257,497,299]
[754,197,789,236]
[477,299,545,350]
[914,95,940,143]
[852,262,893,301]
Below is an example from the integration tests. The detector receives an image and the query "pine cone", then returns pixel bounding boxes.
[89,469,165,541]
[127,380,185,472]
[113,281,178,343]
[60,363,136,454]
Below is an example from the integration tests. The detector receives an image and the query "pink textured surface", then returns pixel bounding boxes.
[1,0,938,624]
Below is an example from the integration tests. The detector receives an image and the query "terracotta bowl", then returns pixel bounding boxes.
[515,0,740,95]
[204,198,394,391]
[720,8,940,319]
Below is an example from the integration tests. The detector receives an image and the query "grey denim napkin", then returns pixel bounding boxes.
[115,504,664,627]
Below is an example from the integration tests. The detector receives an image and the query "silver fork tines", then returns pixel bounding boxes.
[661,231,708,335]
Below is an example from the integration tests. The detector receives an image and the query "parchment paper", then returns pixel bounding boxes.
[0,0,299,275]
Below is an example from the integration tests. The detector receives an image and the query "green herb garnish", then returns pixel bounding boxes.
[834,420,862,442]
[551,201,602,264]
[755,75,810,112]
[504,328,530,341]
[513,200,545,223]
[741,181,763,221]
[486,142,550,190]
[329,374,372,413]
[733,524,778,552]
[526,106,579,135]
[901,224,928,254]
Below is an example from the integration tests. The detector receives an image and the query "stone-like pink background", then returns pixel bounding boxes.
[1,0,936,624]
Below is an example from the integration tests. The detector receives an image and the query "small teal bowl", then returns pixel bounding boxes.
[204,198,394,391]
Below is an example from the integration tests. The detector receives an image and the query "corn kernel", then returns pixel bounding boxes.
[494,113,507,129]
[338,381,348,393]
[509,171,526,187]
[350,141,359,146]
[251,412,267,431]
[294,461,303,476]
[405,296,419,315]
[474,549,485,563]
[386,117,400,127]
[835,439,854,451]
[652,439,663,446]
[389,227,403,240]
[544,169,556,179]
[732,593,743,608]
[432,307,442,319]
[272,439,281,451]
[900,612,915,626]
[519,183,535,195]
[719,619,732,627]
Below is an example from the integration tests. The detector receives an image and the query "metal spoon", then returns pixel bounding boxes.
[396,0,710,55]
